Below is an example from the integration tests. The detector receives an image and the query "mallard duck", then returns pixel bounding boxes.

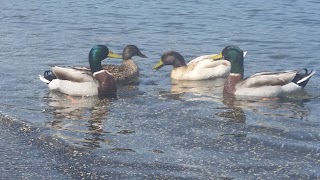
[211,46,316,97]
[153,50,246,81]
[39,45,122,97]
[62,45,147,85]
[103,45,147,85]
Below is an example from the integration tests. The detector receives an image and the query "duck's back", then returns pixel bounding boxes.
[103,59,139,85]
[171,60,230,81]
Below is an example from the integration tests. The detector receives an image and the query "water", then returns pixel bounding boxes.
[1,0,320,179]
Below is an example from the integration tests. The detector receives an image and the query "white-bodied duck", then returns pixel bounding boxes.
[153,50,246,81]
[39,45,122,97]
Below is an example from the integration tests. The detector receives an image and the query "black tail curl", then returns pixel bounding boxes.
[43,70,57,82]
[292,68,315,88]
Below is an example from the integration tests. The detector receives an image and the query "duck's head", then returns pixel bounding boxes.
[212,46,244,76]
[89,45,122,73]
[122,45,147,60]
[153,51,187,70]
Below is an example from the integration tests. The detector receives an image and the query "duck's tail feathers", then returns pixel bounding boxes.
[243,51,247,57]
[39,70,57,84]
[44,70,57,81]
[292,69,316,88]
[39,75,50,84]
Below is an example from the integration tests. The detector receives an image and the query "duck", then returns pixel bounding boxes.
[211,45,316,97]
[39,45,122,97]
[103,45,147,85]
[63,45,147,85]
[153,50,246,81]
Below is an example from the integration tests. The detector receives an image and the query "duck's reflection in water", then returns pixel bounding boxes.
[46,92,114,149]
[217,92,311,123]
[159,79,225,101]
[171,79,225,95]
[162,79,247,123]
[216,95,246,123]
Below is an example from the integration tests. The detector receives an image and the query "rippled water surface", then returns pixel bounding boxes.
[1,0,320,179]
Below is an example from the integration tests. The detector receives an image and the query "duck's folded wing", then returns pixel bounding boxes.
[187,54,217,65]
[102,64,124,74]
[240,70,297,88]
[187,51,247,65]
[193,59,230,70]
[52,66,94,82]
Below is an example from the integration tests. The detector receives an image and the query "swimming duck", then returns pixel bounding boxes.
[39,45,122,97]
[153,50,246,81]
[103,45,147,85]
[211,46,315,97]
[65,45,147,85]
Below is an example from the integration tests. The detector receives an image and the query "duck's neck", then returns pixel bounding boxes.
[123,53,132,61]
[173,60,187,68]
[230,56,244,77]
[122,59,137,70]
[223,73,242,95]
[89,58,103,73]
[224,55,244,95]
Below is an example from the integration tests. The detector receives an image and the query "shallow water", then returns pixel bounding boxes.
[1,0,320,179]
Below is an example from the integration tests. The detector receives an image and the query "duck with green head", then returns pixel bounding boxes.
[212,46,315,97]
[39,45,122,97]
[102,45,147,85]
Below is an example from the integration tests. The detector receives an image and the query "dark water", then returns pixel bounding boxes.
[1,0,320,179]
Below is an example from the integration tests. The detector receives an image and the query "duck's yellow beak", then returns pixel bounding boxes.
[210,52,223,61]
[153,59,164,70]
[108,50,122,59]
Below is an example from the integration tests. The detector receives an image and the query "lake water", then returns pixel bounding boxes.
[1,0,320,179]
